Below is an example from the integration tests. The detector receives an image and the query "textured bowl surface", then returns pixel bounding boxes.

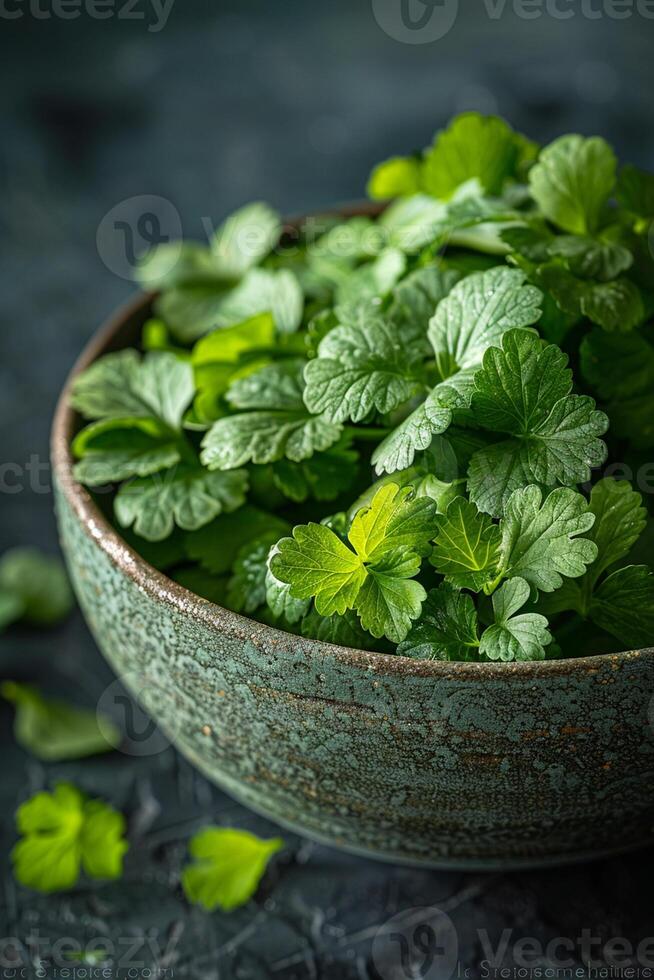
[52,274,654,871]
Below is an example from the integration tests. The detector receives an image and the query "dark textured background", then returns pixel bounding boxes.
[1,1,653,977]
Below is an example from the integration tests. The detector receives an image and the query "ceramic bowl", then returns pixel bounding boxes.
[51,226,654,870]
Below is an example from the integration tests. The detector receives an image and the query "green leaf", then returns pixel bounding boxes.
[422,113,524,199]
[265,549,311,625]
[378,195,449,253]
[185,506,290,575]
[617,164,654,222]
[371,387,456,476]
[398,583,480,661]
[114,466,248,541]
[0,591,24,631]
[209,202,281,279]
[72,417,182,486]
[430,497,501,591]
[468,330,608,516]
[136,241,223,290]
[157,268,303,342]
[529,134,617,235]
[590,565,654,649]
[71,351,194,431]
[335,247,406,307]
[303,309,425,424]
[581,326,654,448]
[367,155,422,199]
[12,783,128,893]
[584,479,647,585]
[389,265,462,345]
[181,827,283,912]
[499,486,598,595]
[202,361,343,469]
[1,682,119,761]
[547,235,633,282]
[0,548,73,627]
[227,532,280,614]
[191,313,276,367]
[271,485,436,641]
[427,267,543,379]
[479,577,552,662]
[271,441,358,503]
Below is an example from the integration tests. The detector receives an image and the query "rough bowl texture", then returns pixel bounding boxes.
[52,254,654,871]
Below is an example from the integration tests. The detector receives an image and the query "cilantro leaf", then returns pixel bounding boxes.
[265,549,311,625]
[72,417,182,486]
[181,827,283,912]
[367,155,422,199]
[371,388,455,476]
[430,497,501,591]
[468,330,608,515]
[529,134,616,235]
[12,783,128,893]
[389,265,462,345]
[422,113,526,199]
[114,466,248,541]
[303,308,424,424]
[589,565,654,649]
[271,485,436,641]
[581,326,654,448]
[547,235,633,282]
[71,351,194,431]
[499,486,597,595]
[2,682,119,761]
[479,577,552,662]
[398,583,480,661]
[0,548,73,627]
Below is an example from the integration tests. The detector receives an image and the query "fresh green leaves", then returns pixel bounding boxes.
[589,565,654,650]
[272,484,436,641]
[2,682,119,761]
[431,498,500,591]
[181,827,283,912]
[398,583,479,660]
[529,135,616,235]
[12,783,128,893]
[468,330,608,515]
[0,548,73,629]
[479,578,552,662]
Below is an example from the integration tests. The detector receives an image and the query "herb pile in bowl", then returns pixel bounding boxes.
[70,112,654,662]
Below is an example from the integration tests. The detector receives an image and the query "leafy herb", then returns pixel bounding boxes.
[70,112,654,660]
[181,827,283,912]
[12,783,128,893]
[0,548,73,630]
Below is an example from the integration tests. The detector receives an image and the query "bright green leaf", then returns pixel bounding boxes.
[181,827,283,912]
[479,577,552,662]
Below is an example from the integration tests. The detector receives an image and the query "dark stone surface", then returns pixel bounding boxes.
[1,2,653,977]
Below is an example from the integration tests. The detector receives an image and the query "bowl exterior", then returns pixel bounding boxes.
[54,475,654,868]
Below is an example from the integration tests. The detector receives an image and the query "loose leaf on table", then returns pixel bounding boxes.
[479,577,552,662]
[303,307,425,424]
[430,497,501,592]
[201,361,342,469]
[528,134,617,235]
[12,783,128,893]
[373,267,543,475]
[114,466,248,541]
[181,827,283,912]
[398,583,480,661]
[0,548,73,628]
[2,682,119,761]
[71,350,194,431]
[271,484,437,642]
[467,329,608,516]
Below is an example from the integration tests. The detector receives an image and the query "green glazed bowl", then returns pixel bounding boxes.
[52,248,654,872]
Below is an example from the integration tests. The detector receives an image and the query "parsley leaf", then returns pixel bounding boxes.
[590,565,654,649]
[271,485,436,641]
[367,155,423,199]
[12,783,128,893]
[114,466,248,541]
[430,497,501,591]
[181,827,283,912]
[227,532,280,614]
[0,548,73,628]
[479,577,552,662]
[2,682,119,761]
[529,134,616,235]
[270,440,359,503]
[398,583,480,661]
[72,418,182,486]
[303,308,425,424]
[202,361,342,469]
[184,506,290,575]
[71,351,194,431]
[468,330,608,515]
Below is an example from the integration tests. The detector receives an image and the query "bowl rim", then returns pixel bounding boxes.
[50,203,653,679]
